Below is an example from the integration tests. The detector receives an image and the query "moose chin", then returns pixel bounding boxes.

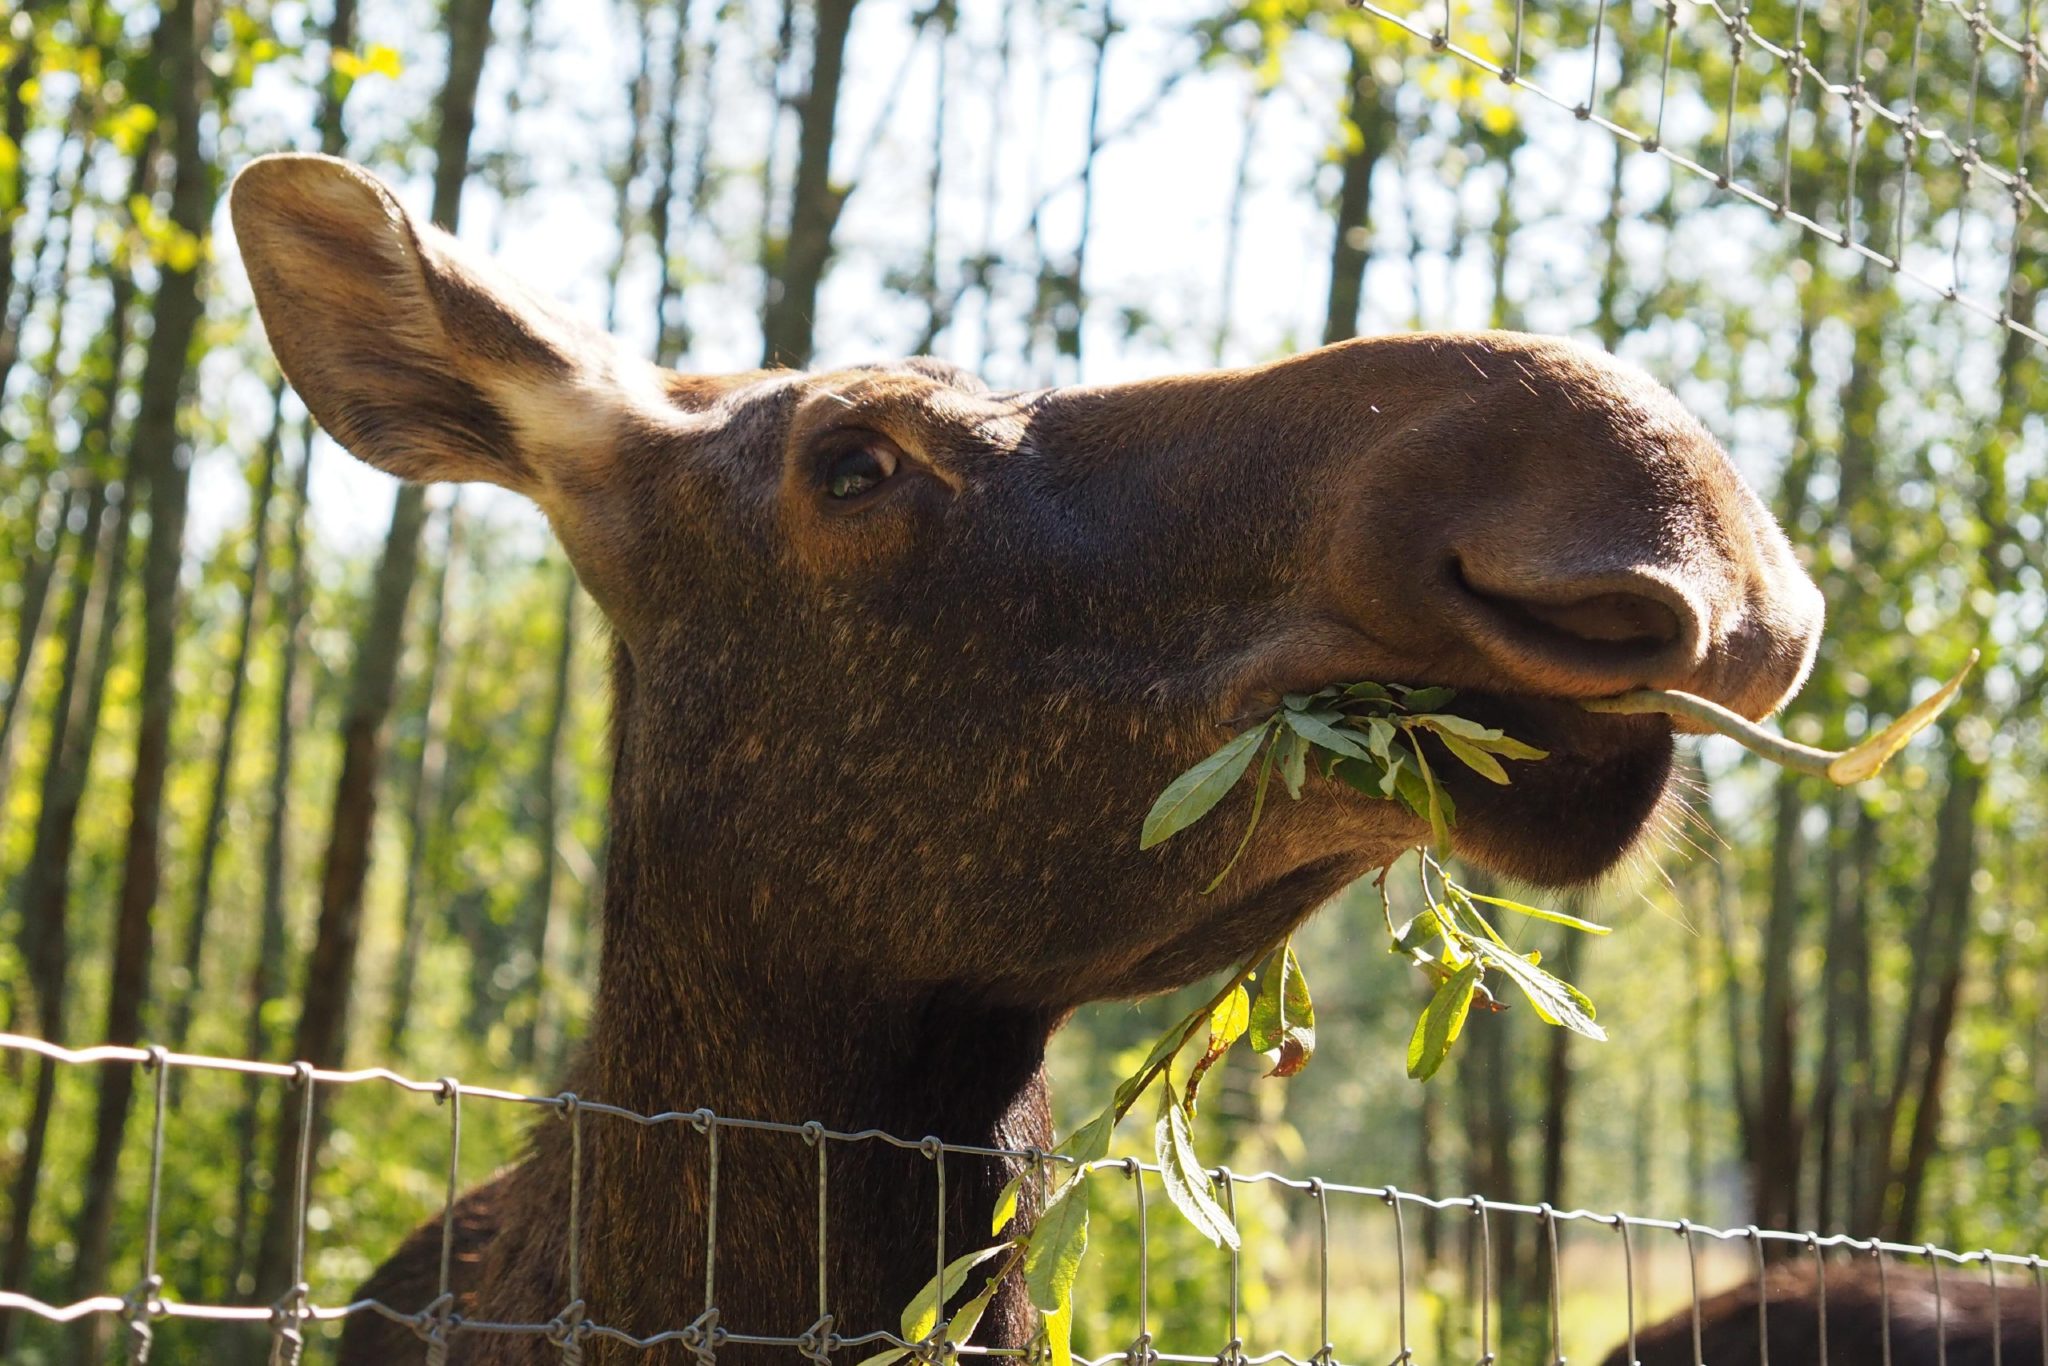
[231,152,1823,1364]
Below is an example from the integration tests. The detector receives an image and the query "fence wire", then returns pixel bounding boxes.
[1350,0,2047,351]
[2,1031,2046,1365]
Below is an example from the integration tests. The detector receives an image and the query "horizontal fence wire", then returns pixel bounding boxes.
[3,1031,2047,1365]
[1349,0,2047,351]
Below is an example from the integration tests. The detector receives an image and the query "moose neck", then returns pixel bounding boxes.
[546,732,1056,1354]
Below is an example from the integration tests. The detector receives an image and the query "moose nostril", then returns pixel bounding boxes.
[1444,557,1708,692]
[1508,592,1682,648]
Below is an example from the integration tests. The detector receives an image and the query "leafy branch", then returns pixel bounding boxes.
[874,662,1980,1363]
[1142,681,1600,1082]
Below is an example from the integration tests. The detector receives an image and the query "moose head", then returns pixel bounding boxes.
[231,154,1823,1365]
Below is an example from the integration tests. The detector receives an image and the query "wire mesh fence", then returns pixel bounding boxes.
[1349,0,2046,350]
[3,1030,2046,1365]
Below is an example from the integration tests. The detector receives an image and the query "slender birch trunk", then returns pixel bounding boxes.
[382,496,462,1057]
[759,0,859,367]
[72,0,218,1313]
[247,0,496,1306]
[166,379,287,1060]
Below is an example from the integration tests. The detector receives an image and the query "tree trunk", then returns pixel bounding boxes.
[1321,36,1388,345]
[1888,745,1984,1240]
[167,380,287,1060]
[0,483,76,805]
[224,0,361,1291]
[910,4,953,354]
[246,0,495,1308]
[513,563,577,1069]
[759,0,858,367]
[1536,932,1583,1208]
[0,478,127,1354]
[1212,86,1261,365]
[649,0,693,361]
[0,20,35,335]
[229,421,316,1293]
[316,0,357,156]
[1749,774,1807,1234]
[383,496,462,1057]
[71,0,217,1312]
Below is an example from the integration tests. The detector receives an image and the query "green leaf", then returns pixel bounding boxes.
[1462,892,1612,935]
[1416,713,1548,764]
[1406,962,1481,1080]
[1247,944,1316,1075]
[1412,713,1501,740]
[1280,708,1372,761]
[1362,717,1397,761]
[1470,939,1606,1041]
[1392,908,1445,954]
[1407,738,1453,850]
[1155,1084,1240,1248]
[902,1242,1016,1343]
[1141,725,1267,848]
[1437,731,1511,784]
[1275,724,1308,799]
[1054,1104,1117,1166]
[1203,742,1277,894]
[1329,757,1390,802]
[1343,681,1393,702]
[1400,685,1457,711]
[943,1259,1011,1347]
[1473,733,1548,761]
[853,1349,911,1366]
[1023,1175,1091,1313]
[992,1173,1023,1235]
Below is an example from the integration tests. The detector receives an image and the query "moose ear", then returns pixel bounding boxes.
[230,153,674,498]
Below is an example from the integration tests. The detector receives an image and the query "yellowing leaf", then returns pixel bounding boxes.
[991,1172,1022,1236]
[900,1243,1014,1344]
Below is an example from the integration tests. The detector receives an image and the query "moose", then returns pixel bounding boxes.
[1607,1261,2046,1365]
[232,153,1829,1365]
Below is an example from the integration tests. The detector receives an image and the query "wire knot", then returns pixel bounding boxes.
[544,1298,589,1363]
[1216,1335,1248,1366]
[796,1313,838,1364]
[1125,1328,1158,1366]
[410,1290,459,1349]
[679,1307,723,1365]
[122,1271,164,1365]
[265,1282,312,1366]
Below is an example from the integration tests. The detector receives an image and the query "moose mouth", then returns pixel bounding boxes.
[1407,690,1679,888]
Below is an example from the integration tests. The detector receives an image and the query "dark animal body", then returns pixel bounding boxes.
[229,155,1827,1365]
[1606,1261,2047,1365]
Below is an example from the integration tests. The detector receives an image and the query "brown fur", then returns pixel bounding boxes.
[230,154,1826,1364]
[1606,1261,2047,1365]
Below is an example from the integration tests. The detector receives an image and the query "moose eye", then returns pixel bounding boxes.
[823,440,900,500]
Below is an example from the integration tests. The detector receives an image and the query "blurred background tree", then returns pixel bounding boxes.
[0,0,2039,1360]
